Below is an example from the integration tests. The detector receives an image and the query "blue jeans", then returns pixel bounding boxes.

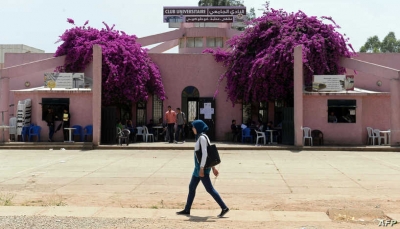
[48,124,55,140]
[175,124,185,141]
[184,174,227,211]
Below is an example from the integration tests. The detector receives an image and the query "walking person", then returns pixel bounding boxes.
[176,120,229,218]
[175,108,186,143]
[165,105,176,143]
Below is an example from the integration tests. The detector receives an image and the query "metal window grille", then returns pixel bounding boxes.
[136,102,146,126]
[242,103,251,124]
[188,101,197,122]
[259,102,268,123]
[152,96,163,124]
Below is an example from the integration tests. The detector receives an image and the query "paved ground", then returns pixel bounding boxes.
[0,146,399,228]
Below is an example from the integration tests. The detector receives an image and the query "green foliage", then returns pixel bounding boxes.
[248,7,256,20]
[359,32,400,53]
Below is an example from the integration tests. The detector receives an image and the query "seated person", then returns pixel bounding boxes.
[116,120,123,130]
[328,112,338,123]
[264,121,274,143]
[146,119,154,134]
[157,118,169,141]
[257,121,264,131]
[249,121,257,129]
[231,119,240,142]
[126,120,136,142]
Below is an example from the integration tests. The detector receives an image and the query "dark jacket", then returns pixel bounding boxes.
[45,112,55,126]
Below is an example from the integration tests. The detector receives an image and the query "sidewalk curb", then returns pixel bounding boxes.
[1,142,400,152]
[0,206,331,222]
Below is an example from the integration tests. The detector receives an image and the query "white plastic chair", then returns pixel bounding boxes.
[143,126,154,142]
[136,127,144,141]
[255,130,266,145]
[302,127,313,146]
[373,129,384,145]
[366,127,377,145]
[116,127,130,146]
[9,117,17,141]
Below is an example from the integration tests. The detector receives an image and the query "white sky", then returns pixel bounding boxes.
[0,0,399,53]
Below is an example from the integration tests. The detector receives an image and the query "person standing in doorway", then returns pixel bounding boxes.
[175,108,186,143]
[165,105,177,143]
[176,120,229,218]
[62,108,71,141]
[45,108,56,142]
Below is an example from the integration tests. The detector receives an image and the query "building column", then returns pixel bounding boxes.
[0,76,10,142]
[390,78,400,145]
[92,45,102,146]
[293,45,303,146]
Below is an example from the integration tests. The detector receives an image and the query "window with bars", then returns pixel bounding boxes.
[242,103,251,124]
[258,102,268,124]
[152,96,163,124]
[206,37,223,48]
[186,37,203,48]
[136,102,146,126]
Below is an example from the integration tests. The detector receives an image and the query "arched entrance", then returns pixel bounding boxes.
[181,86,216,141]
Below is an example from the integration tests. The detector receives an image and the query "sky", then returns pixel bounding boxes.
[0,0,399,53]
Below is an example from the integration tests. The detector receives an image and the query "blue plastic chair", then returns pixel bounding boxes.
[21,124,34,142]
[83,125,93,142]
[241,128,253,143]
[28,126,41,142]
[72,125,83,142]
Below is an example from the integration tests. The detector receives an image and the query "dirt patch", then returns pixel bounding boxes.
[327,208,392,225]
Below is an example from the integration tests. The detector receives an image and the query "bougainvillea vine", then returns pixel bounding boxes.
[54,19,165,105]
[204,6,356,105]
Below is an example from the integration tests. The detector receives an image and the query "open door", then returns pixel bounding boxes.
[198,97,216,141]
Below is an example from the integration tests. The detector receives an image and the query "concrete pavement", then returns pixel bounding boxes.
[1,140,400,152]
[0,148,399,225]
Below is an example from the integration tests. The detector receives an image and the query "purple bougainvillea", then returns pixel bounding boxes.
[205,6,355,105]
[54,19,165,105]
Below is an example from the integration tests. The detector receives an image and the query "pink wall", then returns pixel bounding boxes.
[303,94,390,145]
[5,53,93,109]
[346,53,400,93]
[4,53,55,68]
[149,53,242,140]
[13,91,93,142]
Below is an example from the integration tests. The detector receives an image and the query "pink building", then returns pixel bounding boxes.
[1,22,400,146]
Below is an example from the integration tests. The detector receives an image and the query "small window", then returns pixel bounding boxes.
[206,37,224,48]
[152,96,163,124]
[242,103,251,124]
[327,100,356,123]
[258,102,268,124]
[187,38,195,48]
[41,98,70,121]
[187,37,203,48]
[194,23,205,27]
[195,37,203,47]
[136,102,147,126]
[179,38,184,48]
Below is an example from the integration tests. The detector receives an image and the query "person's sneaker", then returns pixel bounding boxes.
[174,140,178,144]
[48,139,52,142]
[176,210,190,215]
[183,141,185,143]
[218,208,229,218]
